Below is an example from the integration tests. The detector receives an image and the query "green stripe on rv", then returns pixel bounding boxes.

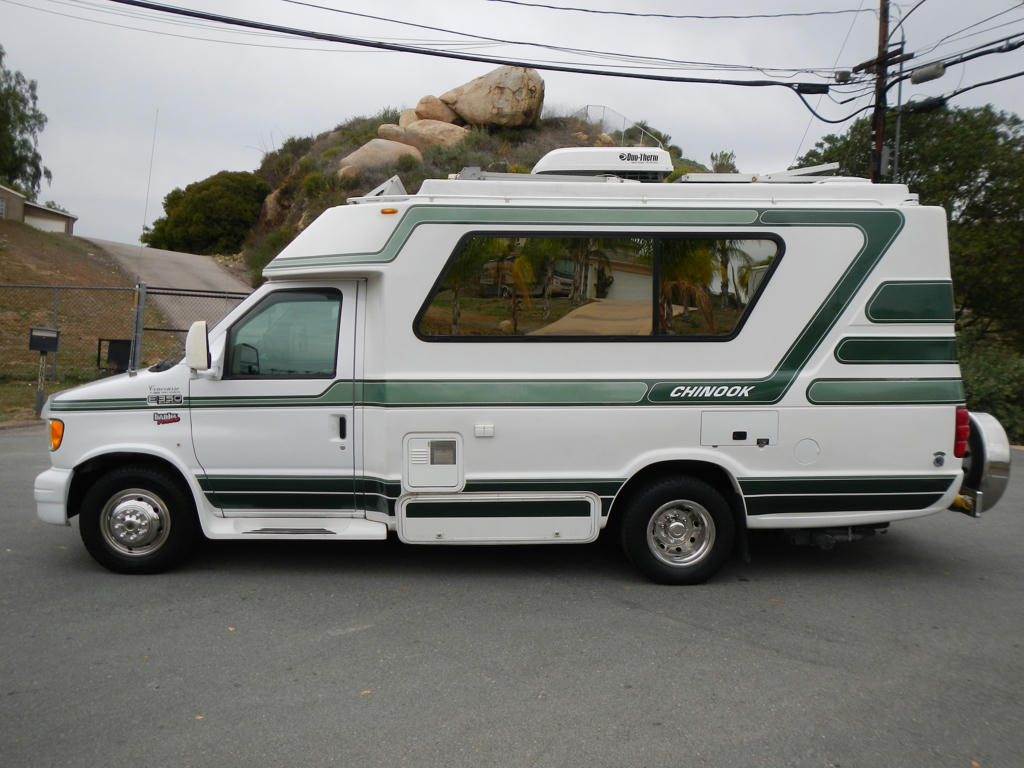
[56,375,963,412]
[405,500,592,518]
[739,475,957,495]
[740,473,956,516]
[49,398,149,412]
[745,493,945,515]
[834,337,959,364]
[197,475,623,515]
[806,378,964,404]
[866,281,955,323]
[358,379,649,406]
[264,206,762,270]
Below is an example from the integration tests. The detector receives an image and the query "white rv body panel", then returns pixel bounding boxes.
[36,149,1010,582]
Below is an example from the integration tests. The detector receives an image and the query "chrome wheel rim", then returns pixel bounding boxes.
[99,488,171,557]
[646,499,715,567]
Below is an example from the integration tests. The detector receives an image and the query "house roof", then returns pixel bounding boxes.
[0,182,26,199]
[1,182,77,221]
[23,199,78,221]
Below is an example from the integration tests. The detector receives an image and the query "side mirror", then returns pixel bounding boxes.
[185,320,210,371]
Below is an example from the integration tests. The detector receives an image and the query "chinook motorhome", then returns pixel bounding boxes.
[35,147,1011,584]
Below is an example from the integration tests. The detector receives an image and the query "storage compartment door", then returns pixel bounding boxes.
[397,493,601,544]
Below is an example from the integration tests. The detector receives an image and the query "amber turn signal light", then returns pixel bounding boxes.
[49,419,64,451]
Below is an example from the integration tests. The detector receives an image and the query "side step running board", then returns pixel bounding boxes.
[201,517,388,540]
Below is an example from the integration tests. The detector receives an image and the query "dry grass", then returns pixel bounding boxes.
[0,220,139,423]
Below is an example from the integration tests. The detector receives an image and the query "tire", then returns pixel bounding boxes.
[79,466,199,574]
[619,477,735,585]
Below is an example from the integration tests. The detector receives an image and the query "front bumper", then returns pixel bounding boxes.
[34,467,73,526]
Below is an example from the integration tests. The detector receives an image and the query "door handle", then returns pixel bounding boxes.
[339,415,347,440]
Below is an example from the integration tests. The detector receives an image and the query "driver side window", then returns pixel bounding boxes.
[226,289,341,379]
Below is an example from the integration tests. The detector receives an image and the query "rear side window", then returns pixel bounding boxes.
[225,289,341,378]
[415,233,780,340]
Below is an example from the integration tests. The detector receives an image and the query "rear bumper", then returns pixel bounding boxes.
[952,412,1012,516]
[34,467,73,526]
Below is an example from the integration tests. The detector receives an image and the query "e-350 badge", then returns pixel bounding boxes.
[147,393,183,406]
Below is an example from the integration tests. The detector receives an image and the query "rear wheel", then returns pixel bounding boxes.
[79,466,198,574]
[620,477,735,585]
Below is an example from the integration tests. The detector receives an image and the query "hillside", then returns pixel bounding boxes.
[0,221,136,423]
[0,219,130,287]
[240,109,709,283]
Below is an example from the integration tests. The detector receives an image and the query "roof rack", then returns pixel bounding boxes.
[677,162,845,184]
[449,167,636,183]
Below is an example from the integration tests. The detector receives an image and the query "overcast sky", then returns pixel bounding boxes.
[2,0,1023,244]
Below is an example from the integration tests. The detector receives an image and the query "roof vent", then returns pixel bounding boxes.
[531,147,673,182]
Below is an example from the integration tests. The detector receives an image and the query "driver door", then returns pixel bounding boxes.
[189,282,359,517]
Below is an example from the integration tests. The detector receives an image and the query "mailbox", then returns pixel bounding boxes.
[29,327,59,354]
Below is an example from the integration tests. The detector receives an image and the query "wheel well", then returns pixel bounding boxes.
[607,460,746,538]
[68,453,192,519]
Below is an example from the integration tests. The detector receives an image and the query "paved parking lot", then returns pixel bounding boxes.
[2,424,1021,768]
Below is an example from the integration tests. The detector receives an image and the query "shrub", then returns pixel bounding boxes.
[336,172,362,191]
[959,341,1024,444]
[301,171,327,198]
[142,171,270,254]
[257,135,314,188]
[396,153,420,172]
[244,226,296,286]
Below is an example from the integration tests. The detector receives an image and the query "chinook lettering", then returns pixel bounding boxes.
[669,385,756,399]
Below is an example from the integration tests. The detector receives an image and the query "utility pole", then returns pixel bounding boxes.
[869,0,890,182]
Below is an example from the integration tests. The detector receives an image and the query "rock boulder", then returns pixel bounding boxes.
[377,124,406,142]
[439,66,544,127]
[404,120,469,151]
[340,138,422,169]
[415,95,461,124]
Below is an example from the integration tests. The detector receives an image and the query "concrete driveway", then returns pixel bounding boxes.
[85,238,250,294]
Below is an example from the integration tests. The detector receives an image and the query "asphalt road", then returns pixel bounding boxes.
[2,425,1021,768]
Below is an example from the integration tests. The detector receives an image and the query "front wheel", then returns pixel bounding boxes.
[620,477,735,585]
[79,466,199,574]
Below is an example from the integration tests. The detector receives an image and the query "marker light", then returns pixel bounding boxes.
[953,406,970,459]
[381,208,398,215]
[49,419,64,452]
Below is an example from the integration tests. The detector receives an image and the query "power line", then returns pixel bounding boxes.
[888,0,930,40]
[794,93,876,124]
[482,0,876,22]
[102,0,834,95]
[277,0,846,80]
[912,4,1024,56]
[911,29,1024,69]
[792,0,870,164]
[945,67,1024,99]
[889,34,1024,90]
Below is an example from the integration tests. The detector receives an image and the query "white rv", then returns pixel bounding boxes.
[34,148,1011,584]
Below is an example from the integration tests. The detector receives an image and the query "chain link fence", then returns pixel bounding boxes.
[137,285,250,368]
[1,282,248,386]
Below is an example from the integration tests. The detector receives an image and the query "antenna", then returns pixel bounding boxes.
[131,107,159,372]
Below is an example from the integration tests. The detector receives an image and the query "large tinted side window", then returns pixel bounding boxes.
[656,237,779,337]
[225,289,341,378]
[416,234,779,339]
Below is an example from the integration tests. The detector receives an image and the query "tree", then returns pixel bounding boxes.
[795,105,1024,352]
[709,150,738,173]
[142,171,270,254]
[0,44,51,198]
